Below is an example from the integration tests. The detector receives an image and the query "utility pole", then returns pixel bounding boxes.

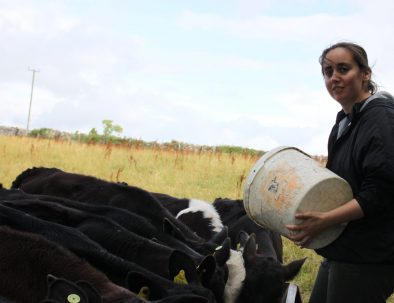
[26,67,39,133]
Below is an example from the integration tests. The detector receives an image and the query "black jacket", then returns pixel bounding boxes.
[316,93,394,264]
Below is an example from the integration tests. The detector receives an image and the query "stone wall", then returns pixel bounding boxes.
[0,126,27,137]
[0,126,71,140]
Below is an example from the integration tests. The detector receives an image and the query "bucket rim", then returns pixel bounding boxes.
[244,146,310,204]
[242,146,352,249]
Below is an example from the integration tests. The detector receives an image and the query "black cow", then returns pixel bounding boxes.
[41,274,103,303]
[0,187,218,262]
[42,274,210,303]
[0,203,217,303]
[2,199,204,280]
[10,168,305,303]
[0,226,137,303]
[0,188,227,303]
[11,167,218,256]
[0,296,12,303]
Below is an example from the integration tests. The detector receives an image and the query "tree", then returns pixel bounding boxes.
[102,120,123,143]
[87,127,100,143]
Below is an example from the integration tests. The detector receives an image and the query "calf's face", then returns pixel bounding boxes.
[235,234,305,303]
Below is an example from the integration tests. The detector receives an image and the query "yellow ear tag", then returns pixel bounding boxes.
[138,286,150,300]
[173,269,188,285]
[67,294,80,303]
[236,243,241,250]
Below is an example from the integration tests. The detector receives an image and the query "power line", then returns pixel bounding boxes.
[26,67,39,133]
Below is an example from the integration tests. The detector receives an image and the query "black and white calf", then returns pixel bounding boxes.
[176,199,224,240]
[213,197,283,262]
[152,193,283,262]
[151,192,225,241]
[152,193,302,303]
[216,232,305,303]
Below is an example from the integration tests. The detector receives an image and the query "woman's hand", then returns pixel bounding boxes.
[286,211,330,247]
[286,199,364,247]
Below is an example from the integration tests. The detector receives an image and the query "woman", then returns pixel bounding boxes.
[286,42,394,303]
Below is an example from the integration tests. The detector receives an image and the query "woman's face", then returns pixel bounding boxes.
[322,47,371,113]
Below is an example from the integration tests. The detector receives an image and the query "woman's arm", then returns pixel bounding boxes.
[286,199,364,247]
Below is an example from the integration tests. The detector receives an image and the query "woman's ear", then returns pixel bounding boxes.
[361,69,372,91]
[362,68,371,81]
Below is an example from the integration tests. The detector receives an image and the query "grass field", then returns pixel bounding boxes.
[1,135,392,302]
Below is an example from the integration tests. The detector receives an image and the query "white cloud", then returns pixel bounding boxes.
[0,7,38,33]
[178,10,347,42]
[177,4,394,49]
[0,82,31,127]
[1,0,394,157]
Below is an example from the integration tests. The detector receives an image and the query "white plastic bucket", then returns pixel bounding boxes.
[243,146,353,249]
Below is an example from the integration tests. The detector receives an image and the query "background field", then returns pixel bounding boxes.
[1,135,392,302]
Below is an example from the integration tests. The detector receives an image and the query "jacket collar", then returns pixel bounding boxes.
[335,90,394,124]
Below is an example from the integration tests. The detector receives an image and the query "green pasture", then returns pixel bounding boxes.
[2,135,392,302]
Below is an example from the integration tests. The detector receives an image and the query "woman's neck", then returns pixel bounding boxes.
[342,92,372,113]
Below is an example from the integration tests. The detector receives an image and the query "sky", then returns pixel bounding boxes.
[1,0,394,156]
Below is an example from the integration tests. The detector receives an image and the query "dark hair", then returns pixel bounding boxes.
[319,42,377,94]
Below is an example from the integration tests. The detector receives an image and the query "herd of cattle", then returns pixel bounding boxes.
[0,167,306,303]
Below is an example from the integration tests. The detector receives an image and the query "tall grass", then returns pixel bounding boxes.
[0,136,255,200]
[2,135,392,302]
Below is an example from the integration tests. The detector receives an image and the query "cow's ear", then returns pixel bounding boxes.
[76,280,102,303]
[213,237,231,267]
[197,255,216,288]
[236,230,249,251]
[209,226,228,245]
[126,271,168,301]
[46,274,57,285]
[169,250,200,285]
[242,233,257,263]
[283,258,306,281]
[162,217,173,233]
[162,218,187,242]
[44,274,89,303]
